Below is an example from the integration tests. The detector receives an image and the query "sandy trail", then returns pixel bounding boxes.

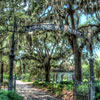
[16,80,59,100]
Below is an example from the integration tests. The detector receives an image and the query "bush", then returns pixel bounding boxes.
[66,84,73,90]
[60,81,72,85]
[47,83,55,90]
[95,85,100,100]
[17,73,32,82]
[33,80,39,86]
[96,93,100,100]
[60,81,73,90]
[2,81,8,86]
[3,73,9,80]
[82,64,89,76]
[76,84,89,94]
[7,91,23,100]
[33,80,72,95]
[56,83,64,90]
[0,90,23,100]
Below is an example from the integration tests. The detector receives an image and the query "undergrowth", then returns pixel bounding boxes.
[0,90,23,100]
[33,80,73,95]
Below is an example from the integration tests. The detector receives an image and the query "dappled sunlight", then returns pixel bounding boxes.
[16,80,58,100]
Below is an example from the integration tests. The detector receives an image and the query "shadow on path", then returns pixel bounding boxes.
[16,80,59,100]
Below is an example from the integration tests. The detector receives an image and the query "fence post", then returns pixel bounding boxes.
[13,74,16,91]
[72,75,76,100]
[88,26,95,100]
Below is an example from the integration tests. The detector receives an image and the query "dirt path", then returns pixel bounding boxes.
[16,80,59,100]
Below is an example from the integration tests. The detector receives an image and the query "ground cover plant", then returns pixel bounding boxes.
[33,80,73,95]
[95,81,100,100]
[33,79,100,100]
[0,90,23,100]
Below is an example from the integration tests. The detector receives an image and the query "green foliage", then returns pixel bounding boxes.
[76,84,89,94]
[7,91,23,100]
[96,93,100,100]
[74,81,100,100]
[33,80,39,86]
[95,80,100,87]
[94,59,100,79]
[66,84,73,90]
[0,90,23,100]
[60,81,73,90]
[95,85,100,100]
[33,80,73,95]
[3,73,9,79]
[82,64,89,76]
[83,79,88,82]
[17,73,32,82]
[1,81,8,86]
[33,81,50,87]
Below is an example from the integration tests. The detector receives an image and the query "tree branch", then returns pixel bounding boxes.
[43,33,49,56]
[21,55,41,62]
[78,24,100,30]
[0,47,6,51]
[79,24,100,51]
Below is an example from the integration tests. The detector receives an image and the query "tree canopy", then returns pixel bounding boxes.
[0,0,100,83]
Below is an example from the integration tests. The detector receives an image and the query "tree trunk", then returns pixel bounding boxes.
[68,9,82,81]
[0,62,4,82]
[19,61,22,74]
[61,75,63,81]
[19,65,22,74]
[45,64,50,82]
[73,38,82,81]
[68,36,82,81]
[23,64,26,74]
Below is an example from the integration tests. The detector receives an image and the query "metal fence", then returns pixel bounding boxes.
[73,80,90,100]
[0,74,16,91]
[72,77,100,100]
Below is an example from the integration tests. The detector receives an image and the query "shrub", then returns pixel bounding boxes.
[95,85,100,100]
[60,81,73,90]
[76,84,89,94]
[33,80,74,95]
[3,73,9,80]
[66,84,73,90]
[47,83,55,90]
[33,80,39,86]
[60,81,73,85]
[17,73,32,82]
[56,83,64,90]
[8,91,23,100]
[82,64,89,76]
[0,90,23,100]
[2,81,8,86]
[96,93,100,100]
[21,73,32,82]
